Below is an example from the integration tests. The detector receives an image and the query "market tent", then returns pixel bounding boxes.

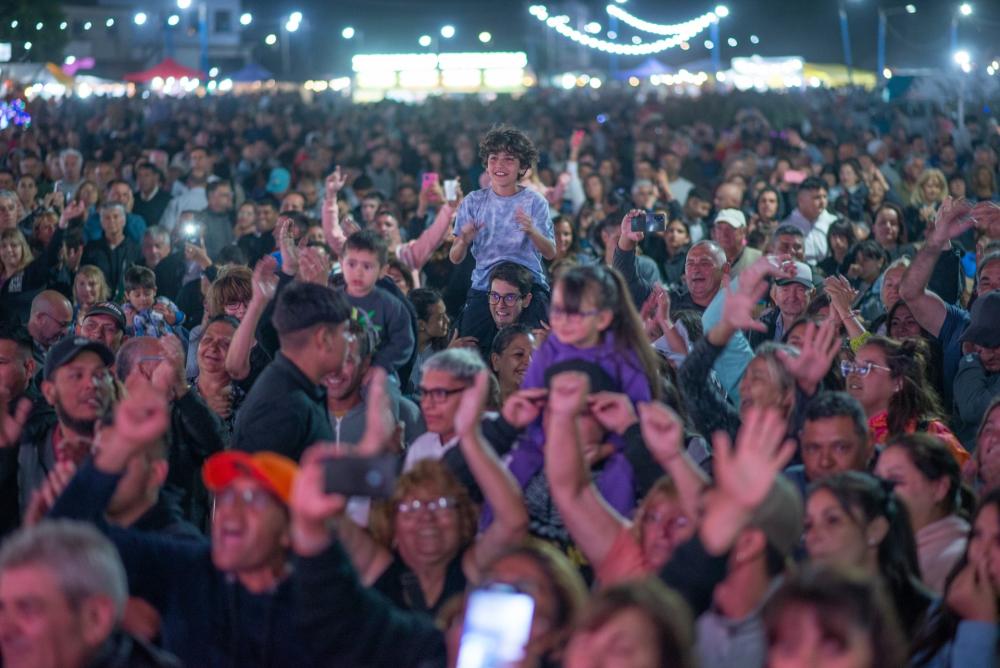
[616,57,673,80]
[230,62,274,82]
[123,58,205,83]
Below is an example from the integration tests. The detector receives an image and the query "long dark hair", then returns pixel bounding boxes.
[863,336,946,436]
[809,471,934,636]
[554,264,660,399]
[884,433,972,518]
[764,565,908,668]
[910,488,1000,665]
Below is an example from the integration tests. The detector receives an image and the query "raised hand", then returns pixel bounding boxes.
[150,334,187,399]
[547,371,590,416]
[278,217,300,275]
[515,207,535,236]
[0,390,32,450]
[589,392,638,436]
[23,461,77,526]
[325,166,347,197]
[971,200,1000,235]
[59,199,86,229]
[357,367,393,456]
[297,246,332,287]
[501,388,548,429]
[823,274,858,319]
[711,406,796,512]
[619,209,646,248]
[251,255,279,303]
[458,221,484,245]
[637,401,685,468]
[454,371,489,439]
[289,442,349,556]
[776,316,840,395]
[719,274,767,333]
[447,329,479,350]
[927,197,975,248]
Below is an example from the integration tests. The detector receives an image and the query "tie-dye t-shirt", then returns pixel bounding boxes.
[454,186,554,290]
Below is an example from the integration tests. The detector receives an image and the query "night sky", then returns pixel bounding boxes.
[237,0,1000,78]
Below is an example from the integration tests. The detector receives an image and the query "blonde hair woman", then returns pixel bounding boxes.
[906,168,947,239]
[0,228,51,322]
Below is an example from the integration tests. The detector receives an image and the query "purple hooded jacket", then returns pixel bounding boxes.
[499,331,653,521]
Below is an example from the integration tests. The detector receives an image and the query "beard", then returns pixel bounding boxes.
[54,397,103,437]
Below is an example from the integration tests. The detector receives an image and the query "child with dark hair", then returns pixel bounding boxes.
[450,125,556,345]
[340,230,415,378]
[121,264,184,337]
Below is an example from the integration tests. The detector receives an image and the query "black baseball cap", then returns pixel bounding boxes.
[959,292,1000,348]
[43,337,114,381]
[82,302,126,332]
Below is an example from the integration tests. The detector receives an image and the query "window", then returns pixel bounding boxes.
[214,10,232,33]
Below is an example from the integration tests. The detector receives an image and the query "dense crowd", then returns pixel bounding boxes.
[0,85,997,667]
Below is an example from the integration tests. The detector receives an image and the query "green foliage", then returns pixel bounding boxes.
[0,0,69,63]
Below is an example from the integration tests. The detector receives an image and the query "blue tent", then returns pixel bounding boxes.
[229,62,274,82]
[616,57,673,80]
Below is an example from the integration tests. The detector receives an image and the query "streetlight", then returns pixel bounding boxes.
[715,5,730,18]
[478,31,492,43]
[710,6,729,74]
[342,26,355,39]
[285,19,300,32]
[952,4,972,56]
[35,22,43,31]
[209,66,219,77]
[239,12,253,26]
[24,42,32,50]
[440,25,455,39]
[177,0,191,9]
[878,4,918,85]
[265,33,277,45]
[105,18,115,28]
[134,12,147,26]
[167,14,180,26]
[418,34,432,47]
[289,11,303,24]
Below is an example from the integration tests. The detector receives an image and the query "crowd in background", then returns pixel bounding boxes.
[0,85,997,667]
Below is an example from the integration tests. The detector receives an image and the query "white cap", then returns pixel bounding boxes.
[714,208,746,229]
[775,260,814,288]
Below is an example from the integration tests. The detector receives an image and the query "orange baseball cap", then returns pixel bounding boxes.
[202,451,298,505]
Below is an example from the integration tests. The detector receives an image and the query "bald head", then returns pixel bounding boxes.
[28,291,73,348]
[116,337,162,385]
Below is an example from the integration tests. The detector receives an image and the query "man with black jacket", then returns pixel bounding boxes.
[47,385,315,668]
[81,203,142,300]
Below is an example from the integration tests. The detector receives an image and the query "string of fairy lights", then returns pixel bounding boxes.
[528,3,729,56]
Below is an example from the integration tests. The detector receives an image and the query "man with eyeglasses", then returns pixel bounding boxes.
[783,392,873,498]
[26,290,72,367]
[78,302,127,355]
[466,262,542,359]
[44,385,319,666]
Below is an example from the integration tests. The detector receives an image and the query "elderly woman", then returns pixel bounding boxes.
[335,372,529,617]
[186,266,258,380]
[404,348,489,470]
[189,315,244,436]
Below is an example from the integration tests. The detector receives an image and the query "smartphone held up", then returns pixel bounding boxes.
[631,212,667,234]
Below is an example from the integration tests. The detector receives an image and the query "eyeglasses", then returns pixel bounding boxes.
[415,386,466,403]
[488,291,524,306]
[214,487,275,511]
[397,496,458,515]
[549,306,602,322]
[840,360,891,377]
[82,321,119,337]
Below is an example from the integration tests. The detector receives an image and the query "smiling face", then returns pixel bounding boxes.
[771,282,811,320]
[683,245,724,303]
[555,220,574,256]
[0,238,23,272]
[420,300,450,340]
[487,151,522,192]
[322,336,366,402]
[491,333,534,393]
[210,477,289,574]
[393,482,463,570]
[887,304,921,340]
[197,320,235,376]
[489,278,529,328]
